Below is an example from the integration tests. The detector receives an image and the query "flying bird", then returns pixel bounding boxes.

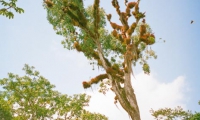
[191,20,194,24]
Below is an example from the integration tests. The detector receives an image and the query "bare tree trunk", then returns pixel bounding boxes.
[111,73,140,120]
[95,37,141,120]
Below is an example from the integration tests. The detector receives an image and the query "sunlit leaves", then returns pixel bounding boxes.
[141,63,149,74]
[150,106,192,120]
[150,105,200,120]
[0,0,24,19]
[0,95,12,120]
[0,64,107,119]
[0,65,57,119]
[81,110,108,120]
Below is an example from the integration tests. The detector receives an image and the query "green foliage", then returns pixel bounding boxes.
[150,102,200,120]
[0,64,108,120]
[44,0,157,83]
[81,110,108,120]
[44,0,158,119]
[150,106,192,120]
[142,63,150,74]
[0,64,59,119]
[44,0,118,60]
[44,0,158,78]
[190,112,200,120]
[0,94,12,120]
[0,0,24,19]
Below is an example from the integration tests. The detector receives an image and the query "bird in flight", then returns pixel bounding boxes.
[191,20,194,24]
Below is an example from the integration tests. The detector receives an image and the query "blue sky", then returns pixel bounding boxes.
[0,0,200,119]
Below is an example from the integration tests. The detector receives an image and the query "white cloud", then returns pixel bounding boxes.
[85,73,189,120]
[133,73,188,120]
[85,90,129,120]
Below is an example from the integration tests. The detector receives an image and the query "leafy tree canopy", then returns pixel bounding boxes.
[0,64,107,120]
[150,105,200,120]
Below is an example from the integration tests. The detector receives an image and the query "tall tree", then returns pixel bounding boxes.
[0,0,24,19]
[44,0,157,119]
[0,64,108,120]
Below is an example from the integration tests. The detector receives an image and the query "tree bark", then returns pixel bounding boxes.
[95,39,141,120]
[111,72,140,120]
